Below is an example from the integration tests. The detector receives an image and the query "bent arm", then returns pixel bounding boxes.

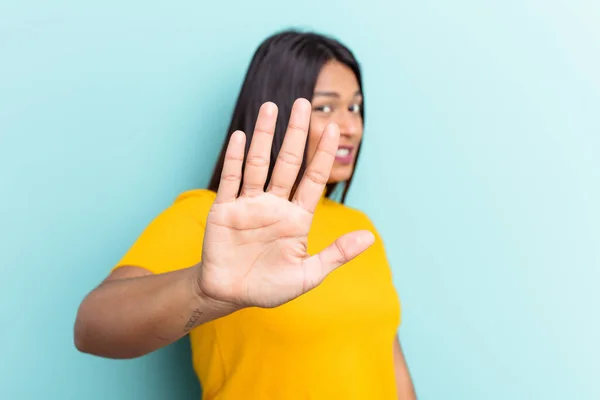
[74,265,235,359]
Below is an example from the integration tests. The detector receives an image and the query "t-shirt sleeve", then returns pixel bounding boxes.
[113,189,216,275]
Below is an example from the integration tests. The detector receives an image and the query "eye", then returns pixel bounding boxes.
[349,103,362,113]
[314,105,333,113]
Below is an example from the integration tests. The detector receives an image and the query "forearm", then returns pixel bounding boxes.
[74,266,235,359]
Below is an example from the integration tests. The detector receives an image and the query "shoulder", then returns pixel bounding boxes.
[169,188,217,223]
[174,188,217,206]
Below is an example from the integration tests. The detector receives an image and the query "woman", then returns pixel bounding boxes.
[75,30,416,399]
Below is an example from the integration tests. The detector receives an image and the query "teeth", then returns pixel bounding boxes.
[336,148,350,157]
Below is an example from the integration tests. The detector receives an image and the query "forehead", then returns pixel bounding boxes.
[314,61,360,93]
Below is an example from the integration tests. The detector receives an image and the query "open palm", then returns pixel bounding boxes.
[197,99,374,308]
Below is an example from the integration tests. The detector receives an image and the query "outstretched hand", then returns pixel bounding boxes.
[196,99,374,309]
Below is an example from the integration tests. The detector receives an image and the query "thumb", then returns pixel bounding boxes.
[301,230,376,290]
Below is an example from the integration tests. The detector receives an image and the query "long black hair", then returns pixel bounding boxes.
[207,30,364,204]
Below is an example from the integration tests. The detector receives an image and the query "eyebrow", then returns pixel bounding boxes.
[313,90,362,98]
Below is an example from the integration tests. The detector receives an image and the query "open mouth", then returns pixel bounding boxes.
[335,146,354,164]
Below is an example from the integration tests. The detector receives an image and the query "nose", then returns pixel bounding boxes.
[336,110,362,138]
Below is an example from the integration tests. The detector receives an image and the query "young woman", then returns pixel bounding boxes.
[75,30,416,399]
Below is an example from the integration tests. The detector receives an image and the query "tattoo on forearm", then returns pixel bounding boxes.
[184,309,204,332]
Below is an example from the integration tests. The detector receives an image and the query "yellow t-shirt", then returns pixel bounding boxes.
[116,189,401,399]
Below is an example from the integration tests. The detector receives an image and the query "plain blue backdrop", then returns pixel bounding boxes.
[1,1,599,399]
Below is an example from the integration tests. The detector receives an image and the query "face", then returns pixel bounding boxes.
[307,60,364,184]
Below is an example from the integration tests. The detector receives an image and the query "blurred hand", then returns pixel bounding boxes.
[196,98,374,309]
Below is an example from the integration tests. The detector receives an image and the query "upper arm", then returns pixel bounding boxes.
[394,337,416,399]
[393,336,408,371]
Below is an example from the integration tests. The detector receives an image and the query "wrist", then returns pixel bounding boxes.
[188,263,240,319]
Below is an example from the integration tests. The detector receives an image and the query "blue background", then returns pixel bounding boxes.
[1,1,599,399]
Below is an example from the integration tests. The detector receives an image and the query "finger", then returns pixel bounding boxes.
[267,98,311,199]
[241,102,278,196]
[215,130,246,203]
[292,122,339,213]
[301,230,375,290]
